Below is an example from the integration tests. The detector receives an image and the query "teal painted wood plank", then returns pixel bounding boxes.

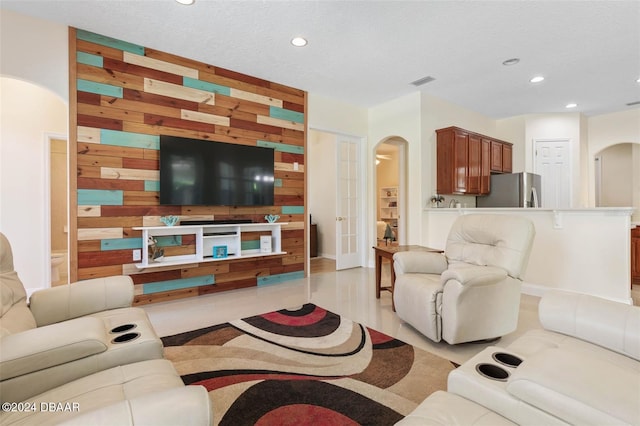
[257,140,304,154]
[143,275,214,294]
[183,77,230,96]
[77,51,103,67]
[154,236,183,247]
[269,106,304,124]
[258,271,305,286]
[100,129,159,149]
[77,79,123,98]
[274,178,283,188]
[78,189,123,206]
[144,181,160,191]
[282,206,304,215]
[241,240,260,251]
[101,238,142,251]
[76,29,145,55]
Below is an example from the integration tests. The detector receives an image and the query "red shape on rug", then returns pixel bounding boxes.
[261,306,327,326]
[255,404,359,426]
[367,327,395,345]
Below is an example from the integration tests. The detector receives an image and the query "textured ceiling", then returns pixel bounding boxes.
[2,0,639,118]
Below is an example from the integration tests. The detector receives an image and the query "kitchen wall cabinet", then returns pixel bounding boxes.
[436,126,512,195]
[632,227,640,285]
[490,139,513,173]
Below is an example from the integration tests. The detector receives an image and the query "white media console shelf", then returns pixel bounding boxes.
[132,223,286,269]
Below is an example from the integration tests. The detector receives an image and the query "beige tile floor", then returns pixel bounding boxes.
[143,259,543,365]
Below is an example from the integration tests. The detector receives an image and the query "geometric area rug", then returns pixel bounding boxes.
[161,304,455,425]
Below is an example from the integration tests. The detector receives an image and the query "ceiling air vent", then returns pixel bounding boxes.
[626,101,640,106]
[411,76,436,87]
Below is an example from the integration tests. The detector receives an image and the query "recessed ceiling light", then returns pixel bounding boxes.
[502,58,520,66]
[636,77,640,83]
[566,103,578,109]
[530,76,545,83]
[175,0,195,4]
[291,37,308,47]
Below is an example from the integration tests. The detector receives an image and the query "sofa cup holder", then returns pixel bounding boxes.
[110,323,137,334]
[475,363,510,381]
[111,332,141,344]
[492,352,522,368]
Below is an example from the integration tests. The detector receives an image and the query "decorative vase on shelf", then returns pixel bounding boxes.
[265,214,280,223]
[160,215,179,226]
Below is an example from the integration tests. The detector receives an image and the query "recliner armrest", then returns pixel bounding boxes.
[393,251,448,275]
[57,386,213,426]
[29,276,134,326]
[441,265,507,287]
[0,316,108,380]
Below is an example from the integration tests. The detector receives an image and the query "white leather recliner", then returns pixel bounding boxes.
[0,232,164,402]
[393,214,535,344]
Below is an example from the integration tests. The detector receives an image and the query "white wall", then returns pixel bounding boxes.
[0,9,68,101]
[0,77,67,292]
[369,93,421,253]
[0,11,68,293]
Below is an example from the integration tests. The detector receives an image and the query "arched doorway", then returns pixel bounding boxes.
[594,142,640,220]
[374,137,408,245]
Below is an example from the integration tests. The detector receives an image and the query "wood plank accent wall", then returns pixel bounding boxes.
[69,28,307,305]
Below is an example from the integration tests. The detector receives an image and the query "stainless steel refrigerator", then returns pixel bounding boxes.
[476,172,541,208]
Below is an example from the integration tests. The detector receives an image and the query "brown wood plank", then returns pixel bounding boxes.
[77,241,102,252]
[77,142,146,159]
[77,63,144,91]
[133,287,199,305]
[198,279,256,295]
[130,269,182,284]
[77,153,123,168]
[78,102,145,124]
[123,191,160,205]
[77,265,123,280]
[282,100,305,113]
[77,114,122,131]
[78,91,101,105]
[78,250,132,268]
[101,205,181,216]
[78,216,142,228]
[103,57,183,85]
[78,177,144,191]
[144,113,215,133]
[229,118,282,135]
[122,158,158,170]
[123,88,200,111]
[180,263,230,277]
[76,39,124,61]
[77,165,102,179]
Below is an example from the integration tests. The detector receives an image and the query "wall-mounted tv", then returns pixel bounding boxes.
[159,136,274,206]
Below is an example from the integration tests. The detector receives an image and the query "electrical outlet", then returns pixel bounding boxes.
[133,249,141,261]
[293,162,299,171]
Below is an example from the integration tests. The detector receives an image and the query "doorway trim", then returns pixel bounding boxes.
[44,132,70,288]
[308,127,368,271]
[374,137,408,245]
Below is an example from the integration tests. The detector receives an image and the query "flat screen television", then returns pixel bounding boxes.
[159,135,274,206]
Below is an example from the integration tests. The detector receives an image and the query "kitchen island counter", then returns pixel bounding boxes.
[422,207,634,303]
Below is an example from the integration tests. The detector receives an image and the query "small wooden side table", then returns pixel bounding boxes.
[373,245,443,310]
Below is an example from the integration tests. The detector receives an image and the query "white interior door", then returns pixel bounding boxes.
[336,136,363,270]
[534,139,572,208]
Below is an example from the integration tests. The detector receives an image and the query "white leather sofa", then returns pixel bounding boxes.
[0,232,164,402]
[1,359,212,426]
[399,290,640,425]
[393,214,535,344]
